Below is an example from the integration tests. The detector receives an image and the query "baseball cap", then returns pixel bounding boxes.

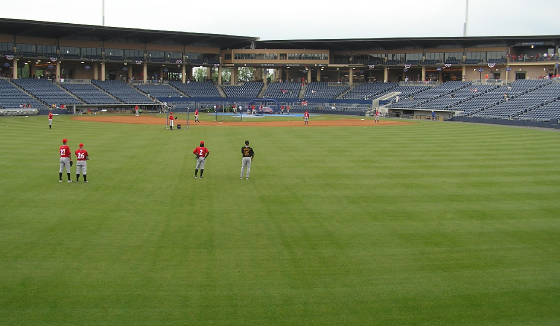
[79,143,84,147]
[62,138,67,143]
[200,141,204,145]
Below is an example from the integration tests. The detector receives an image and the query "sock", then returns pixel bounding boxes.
[67,173,71,181]
[84,175,87,182]
[49,125,51,129]
[59,172,62,180]
[194,169,198,176]
[200,169,204,177]
[76,174,80,181]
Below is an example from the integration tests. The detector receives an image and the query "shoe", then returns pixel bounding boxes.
[59,180,62,183]
[200,176,203,178]
[194,176,197,179]
[240,177,243,179]
[67,180,72,183]
[246,178,249,180]
[85,181,88,183]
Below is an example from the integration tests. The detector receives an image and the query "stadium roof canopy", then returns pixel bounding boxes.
[256,36,560,50]
[0,18,257,49]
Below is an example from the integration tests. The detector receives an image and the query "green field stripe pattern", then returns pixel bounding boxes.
[0,115,559,325]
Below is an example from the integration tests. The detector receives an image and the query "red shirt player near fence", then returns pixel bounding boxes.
[169,112,174,130]
[286,105,291,114]
[304,110,310,125]
[194,108,200,123]
[59,138,72,182]
[74,143,89,182]
[48,112,53,129]
[135,105,139,117]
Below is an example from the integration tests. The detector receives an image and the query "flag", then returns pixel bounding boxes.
[444,64,452,68]
[488,63,496,68]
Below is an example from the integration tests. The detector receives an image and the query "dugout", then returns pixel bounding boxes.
[388,108,455,121]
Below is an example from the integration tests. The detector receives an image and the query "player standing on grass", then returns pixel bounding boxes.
[375,109,380,123]
[169,112,174,130]
[74,143,89,183]
[58,138,72,183]
[48,111,53,129]
[193,141,210,179]
[304,110,310,126]
[194,108,200,123]
[240,140,254,180]
[135,105,139,117]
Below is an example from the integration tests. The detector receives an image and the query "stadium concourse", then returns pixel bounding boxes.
[0,18,559,127]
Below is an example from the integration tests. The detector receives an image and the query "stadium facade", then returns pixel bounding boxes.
[1,18,560,125]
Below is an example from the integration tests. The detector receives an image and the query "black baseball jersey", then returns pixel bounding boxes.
[241,146,254,158]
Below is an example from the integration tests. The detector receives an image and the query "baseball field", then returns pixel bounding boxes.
[0,113,559,325]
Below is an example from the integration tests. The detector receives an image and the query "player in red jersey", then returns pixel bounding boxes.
[194,108,200,123]
[59,138,72,182]
[375,109,380,123]
[280,105,284,115]
[134,105,139,117]
[74,143,89,183]
[48,111,53,129]
[286,105,291,114]
[304,110,310,126]
[169,112,174,130]
[193,141,210,178]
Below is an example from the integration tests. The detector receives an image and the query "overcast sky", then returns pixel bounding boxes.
[3,0,559,40]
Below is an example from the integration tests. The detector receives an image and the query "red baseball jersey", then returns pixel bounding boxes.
[304,111,309,118]
[193,146,209,157]
[195,109,198,115]
[48,113,53,119]
[59,145,71,157]
[169,115,174,121]
[75,149,88,161]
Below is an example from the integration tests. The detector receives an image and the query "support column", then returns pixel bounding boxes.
[142,62,147,83]
[101,62,106,81]
[307,69,312,83]
[56,61,61,82]
[12,59,17,79]
[383,67,388,82]
[285,68,290,82]
[421,66,426,81]
[349,67,353,85]
[128,65,133,81]
[505,66,509,83]
[438,70,443,82]
[462,65,466,81]
[217,65,222,85]
[316,68,321,82]
[93,63,99,80]
[181,64,186,83]
[206,66,212,81]
[30,63,36,79]
[231,67,237,85]
[277,67,283,82]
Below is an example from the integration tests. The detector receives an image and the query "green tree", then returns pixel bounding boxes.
[237,67,254,82]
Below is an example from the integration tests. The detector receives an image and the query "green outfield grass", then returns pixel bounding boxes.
[0,114,559,325]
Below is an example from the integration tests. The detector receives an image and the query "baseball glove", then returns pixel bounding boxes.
[70,160,73,167]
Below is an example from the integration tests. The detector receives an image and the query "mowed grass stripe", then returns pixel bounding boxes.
[0,115,559,325]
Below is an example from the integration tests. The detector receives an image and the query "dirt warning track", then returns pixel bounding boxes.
[72,115,412,127]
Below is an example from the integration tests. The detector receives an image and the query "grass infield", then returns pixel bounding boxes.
[0,114,559,325]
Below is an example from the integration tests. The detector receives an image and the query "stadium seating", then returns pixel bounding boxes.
[12,79,83,106]
[472,80,556,118]
[222,82,263,98]
[91,80,154,104]
[517,99,560,121]
[421,84,498,110]
[61,83,121,104]
[169,81,222,97]
[263,82,301,98]
[342,82,397,100]
[135,83,184,99]
[0,79,47,110]
[303,82,349,99]
[390,81,471,108]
